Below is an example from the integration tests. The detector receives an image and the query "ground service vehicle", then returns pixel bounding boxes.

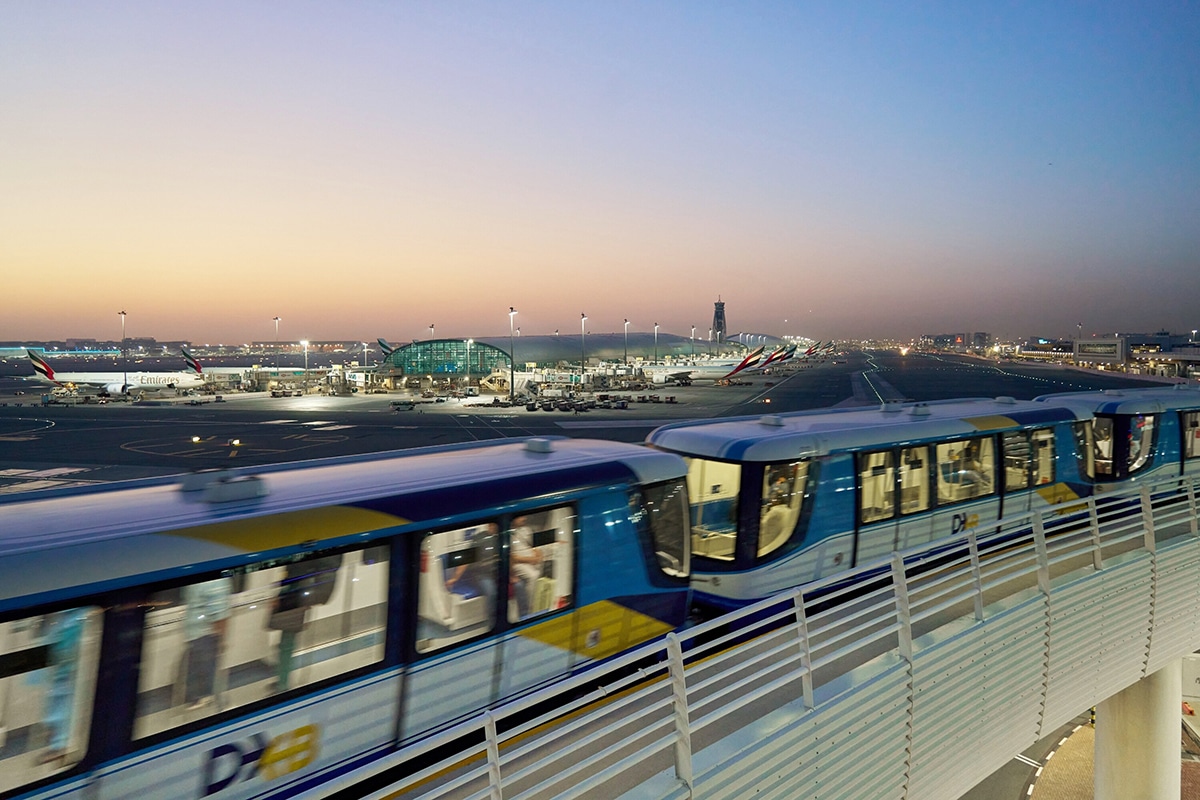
[0,438,690,800]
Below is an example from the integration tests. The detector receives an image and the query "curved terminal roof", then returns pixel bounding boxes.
[385,333,748,374]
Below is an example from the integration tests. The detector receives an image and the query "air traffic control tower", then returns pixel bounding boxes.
[712,298,726,344]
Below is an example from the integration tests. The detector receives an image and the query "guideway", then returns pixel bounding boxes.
[326,476,1200,800]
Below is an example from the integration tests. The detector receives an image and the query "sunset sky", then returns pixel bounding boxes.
[2,2,1197,345]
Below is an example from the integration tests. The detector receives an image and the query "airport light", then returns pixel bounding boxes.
[654,322,659,363]
[508,307,517,402]
[273,316,281,371]
[624,319,629,366]
[301,340,309,394]
[691,325,695,358]
[581,314,588,381]
[118,310,127,394]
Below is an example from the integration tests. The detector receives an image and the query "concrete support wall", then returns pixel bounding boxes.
[1094,659,1182,800]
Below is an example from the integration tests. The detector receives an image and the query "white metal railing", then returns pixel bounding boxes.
[306,474,1200,800]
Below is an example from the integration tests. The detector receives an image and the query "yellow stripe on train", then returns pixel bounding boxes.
[519,600,676,660]
[166,506,408,553]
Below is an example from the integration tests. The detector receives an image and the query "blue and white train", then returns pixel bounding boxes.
[0,437,690,800]
[647,396,1100,611]
[1035,386,1200,488]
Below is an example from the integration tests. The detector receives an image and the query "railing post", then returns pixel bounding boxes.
[1141,484,1157,553]
[792,590,815,709]
[967,528,984,622]
[1088,497,1104,571]
[1187,477,1198,538]
[666,632,694,796]
[1033,515,1051,597]
[484,711,504,800]
[891,553,913,662]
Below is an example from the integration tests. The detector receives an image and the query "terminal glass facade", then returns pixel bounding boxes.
[385,340,510,377]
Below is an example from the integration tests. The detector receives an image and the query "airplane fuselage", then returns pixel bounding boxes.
[32,371,205,395]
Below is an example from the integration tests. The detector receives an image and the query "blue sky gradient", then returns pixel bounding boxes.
[2,2,1197,344]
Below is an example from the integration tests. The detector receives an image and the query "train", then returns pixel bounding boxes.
[0,437,690,800]
[1033,386,1200,487]
[647,387,1200,612]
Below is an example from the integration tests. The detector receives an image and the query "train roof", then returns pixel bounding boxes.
[1035,385,1200,416]
[0,437,684,609]
[647,396,1089,463]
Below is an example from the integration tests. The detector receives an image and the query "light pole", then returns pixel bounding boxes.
[654,322,659,363]
[362,341,369,367]
[273,316,281,372]
[508,307,517,402]
[118,310,127,393]
[301,340,309,394]
[466,338,473,390]
[624,319,630,366]
[581,314,588,382]
[691,325,695,358]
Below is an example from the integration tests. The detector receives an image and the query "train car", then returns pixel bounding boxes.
[0,437,690,800]
[647,397,1094,611]
[1035,386,1200,489]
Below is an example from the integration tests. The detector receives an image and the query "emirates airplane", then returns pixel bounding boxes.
[26,348,206,397]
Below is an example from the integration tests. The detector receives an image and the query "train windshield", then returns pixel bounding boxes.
[760,461,809,557]
[1092,414,1157,479]
[685,457,740,562]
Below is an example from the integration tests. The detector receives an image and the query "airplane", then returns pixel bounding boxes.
[26,348,206,397]
[642,345,767,385]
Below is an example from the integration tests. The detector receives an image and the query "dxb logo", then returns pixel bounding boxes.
[202,724,319,796]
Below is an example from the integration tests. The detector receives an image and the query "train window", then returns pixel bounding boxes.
[685,458,740,561]
[1127,414,1156,474]
[760,461,809,557]
[859,451,895,524]
[0,606,102,795]
[1002,431,1032,491]
[637,480,691,578]
[1031,429,1056,485]
[898,446,930,515]
[936,437,995,506]
[134,547,388,739]
[1073,422,1095,480]
[1002,429,1056,492]
[1185,413,1200,460]
[507,507,576,624]
[417,523,500,653]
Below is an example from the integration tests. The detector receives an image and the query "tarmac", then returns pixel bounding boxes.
[1028,721,1200,800]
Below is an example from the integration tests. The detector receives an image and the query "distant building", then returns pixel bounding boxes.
[712,299,727,344]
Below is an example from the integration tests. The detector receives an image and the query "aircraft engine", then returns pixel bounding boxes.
[104,383,128,396]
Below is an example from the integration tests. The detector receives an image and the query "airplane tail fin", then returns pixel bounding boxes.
[378,338,395,356]
[182,347,203,374]
[27,350,57,383]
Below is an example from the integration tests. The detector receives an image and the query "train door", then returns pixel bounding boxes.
[406,522,504,739]
[854,450,898,564]
[495,506,577,700]
[929,436,1000,540]
[894,445,936,550]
